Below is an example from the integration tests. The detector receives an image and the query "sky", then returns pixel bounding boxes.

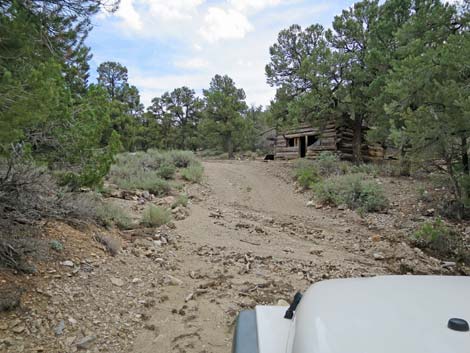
[86,0,461,108]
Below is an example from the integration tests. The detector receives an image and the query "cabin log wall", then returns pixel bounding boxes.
[275,122,385,161]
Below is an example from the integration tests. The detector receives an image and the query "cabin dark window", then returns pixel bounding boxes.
[307,135,317,146]
[287,138,295,147]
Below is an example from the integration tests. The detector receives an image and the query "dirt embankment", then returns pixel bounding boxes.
[1,160,466,353]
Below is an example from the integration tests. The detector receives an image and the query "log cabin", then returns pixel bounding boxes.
[274,121,385,161]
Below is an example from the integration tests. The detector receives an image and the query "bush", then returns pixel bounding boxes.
[95,202,134,229]
[350,163,380,177]
[181,163,204,183]
[413,218,468,262]
[157,162,176,180]
[141,205,171,227]
[315,152,341,176]
[313,174,388,213]
[108,150,199,192]
[167,150,196,168]
[293,159,321,189]
[172,194,189,208]
[115,174,171,196]
[198,149,227,158]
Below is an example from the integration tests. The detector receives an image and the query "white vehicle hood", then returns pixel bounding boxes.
[292,275,470,353]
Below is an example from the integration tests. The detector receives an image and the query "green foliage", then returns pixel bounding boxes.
[108,150,200,194]
[96,202,134,230]
[141,205,171,227]
[0,2,121,190]
[172,194,189,209]
[181,163,204,183]
[200,75,249,159]
[350,163,380,177]
[50,240,64,252]
[118,175,171,196]
[315,152,342,176]
[157,162,177,180]
[313,174,388,213]
[167,150,196,168]
[412,218,467,261]
[294,160,321,189]
[413,218,449,244]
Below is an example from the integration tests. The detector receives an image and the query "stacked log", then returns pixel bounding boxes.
[274,121,385,161]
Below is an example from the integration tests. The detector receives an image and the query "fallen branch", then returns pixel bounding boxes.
[240,239,261,246]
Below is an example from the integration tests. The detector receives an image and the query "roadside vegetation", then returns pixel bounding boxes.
[293,151,469,263]
[141,205,172,227]
[294,152,388,213]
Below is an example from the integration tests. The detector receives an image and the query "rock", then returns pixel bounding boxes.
[132,278,141,284]
[337,204,347,211]
[277,299,289,306]
[134,238,153,248]
[309,248,323,256]
[61,260,74,267]
[161,196,176,205]
[209,211,222,218]
[68,317,77,325]
[0,323,8,330]
[370,234,381,242]
[373,253,385,260]
[110,277,124,287]
[423,208,435,217]
[163,275,183,286]
[109,189,123,198]
[315,203,323,209]
[54,320,65,336]
[76,335,96,350]
[441,261,456,269]
[142,191,151,200]
[12,325,25,334]
[254,226,265,234]
[306,201,315,208]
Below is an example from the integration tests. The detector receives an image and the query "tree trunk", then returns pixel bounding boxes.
[352,109,363,164]
[227,134,234,159]
[462,136,469,175]
[399,140,411,176]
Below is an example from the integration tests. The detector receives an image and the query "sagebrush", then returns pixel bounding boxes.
[313,174,388,213]
[141,205,171,227]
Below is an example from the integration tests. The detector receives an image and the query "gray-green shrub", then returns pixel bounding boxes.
[293,159,321,189]
[96,202,134,229]
[413,218,468,262]
[313,174,388,212]
[167,150,196,168]
[172,194,189,208]
[141,205,171,227]
[157,162,176,180]
[181,163,204,183]
[114,174,171,196]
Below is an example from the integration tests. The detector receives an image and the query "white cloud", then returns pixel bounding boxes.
[145,0,205,20]
[93,0,333,107]
[115,0,142,30]
[229,0,283,13]
[175,58,209,69]
[200,7,253,42]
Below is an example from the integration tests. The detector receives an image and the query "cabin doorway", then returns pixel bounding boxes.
[299,136,306,158]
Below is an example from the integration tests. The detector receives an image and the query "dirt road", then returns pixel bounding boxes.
[132,160,436,353]
[1,160,445,353]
